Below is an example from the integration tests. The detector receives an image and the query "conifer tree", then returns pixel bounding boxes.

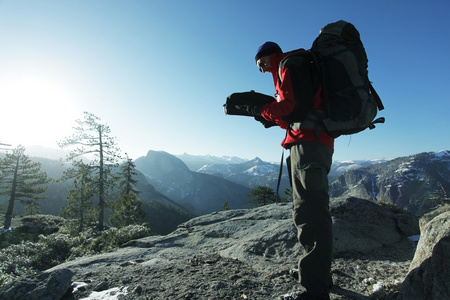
[281,188,292,203]
[58,112,121,231]
[60,160,96,233]
[222,200,230,211]
[23,200,41,216]
[109,156,145,227]
[0,145,50,229]
[248,185,279,207]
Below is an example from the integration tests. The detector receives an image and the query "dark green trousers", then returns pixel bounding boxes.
[288,142,333,296]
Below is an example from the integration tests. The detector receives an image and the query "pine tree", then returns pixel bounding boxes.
[58,112,121,231]
[248,185,279,207]
[60,160,96,233]
[0,145,50,229]
[281,188,292,203]
[23,200,41,216]
[109,156,145,227]
[222,200,230,211]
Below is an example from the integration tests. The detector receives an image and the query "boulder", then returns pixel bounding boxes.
[418,204,450,230]
[397,207,450,300]
[0,268,73,300]
[331,197,419,254]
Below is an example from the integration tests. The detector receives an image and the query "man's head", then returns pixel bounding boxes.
[255,41,282,73]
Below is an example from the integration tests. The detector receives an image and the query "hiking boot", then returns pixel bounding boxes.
[279,291,330,300]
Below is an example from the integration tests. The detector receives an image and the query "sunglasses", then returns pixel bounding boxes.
[257,60,266,73]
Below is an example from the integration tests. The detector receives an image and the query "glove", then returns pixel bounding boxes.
[254,116,277,128]
[235,104,262,116]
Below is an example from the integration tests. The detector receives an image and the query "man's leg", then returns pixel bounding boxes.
[290,142,333,296]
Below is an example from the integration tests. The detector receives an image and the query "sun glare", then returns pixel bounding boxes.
[0,73,79,148]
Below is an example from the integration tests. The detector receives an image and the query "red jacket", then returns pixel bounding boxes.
[259,49,334,151]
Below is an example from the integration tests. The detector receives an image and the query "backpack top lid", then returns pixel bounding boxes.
[314,20,362,48]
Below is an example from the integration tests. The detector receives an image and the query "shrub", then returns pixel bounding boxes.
[0,224,151,289]
[0,241,42,287]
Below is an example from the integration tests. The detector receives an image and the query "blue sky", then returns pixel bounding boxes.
[0,0,449,162]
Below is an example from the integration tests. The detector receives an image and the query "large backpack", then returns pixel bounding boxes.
[282,20,385,138]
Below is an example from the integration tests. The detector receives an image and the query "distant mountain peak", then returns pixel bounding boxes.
[174,153,248,171]
[250,157,263,163]
[435,150,450,158]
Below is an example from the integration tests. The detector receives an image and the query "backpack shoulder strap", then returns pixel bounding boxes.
[369,82,384,111]
[277,50,319,84]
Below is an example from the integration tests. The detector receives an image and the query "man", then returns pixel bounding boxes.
[244,42,334,300]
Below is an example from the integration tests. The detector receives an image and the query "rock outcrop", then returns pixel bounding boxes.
[0,268,73,300]
[396,205,450,300]
[331,197,419,255]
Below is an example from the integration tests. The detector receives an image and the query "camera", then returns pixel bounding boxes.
[224,91,275,116]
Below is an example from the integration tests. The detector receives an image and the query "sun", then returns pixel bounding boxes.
[0,72,79,149]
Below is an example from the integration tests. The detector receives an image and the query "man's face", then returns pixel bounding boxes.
[256,56,271,73]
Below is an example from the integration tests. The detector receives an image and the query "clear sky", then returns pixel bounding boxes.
[0,0,449,162]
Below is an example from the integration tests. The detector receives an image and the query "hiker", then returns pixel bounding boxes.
[226,21,384,299]
[247,42,334,300]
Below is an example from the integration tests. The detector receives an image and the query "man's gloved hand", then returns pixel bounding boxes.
[254,116,277,128]
[224,91,275,116]
[235,104,262,117]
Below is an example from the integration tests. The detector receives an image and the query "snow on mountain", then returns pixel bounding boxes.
[244,164,277,176]
[328,159,390,178]
[330,151,450,215]
[434,150,450,158]
[197,157,289,192]
[175,153,249,171]
[194,155,391,192]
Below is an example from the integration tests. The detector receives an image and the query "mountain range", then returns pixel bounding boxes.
[329,150,450,215]
[174,153,248,171]
[134,150,252,214]
[2,146,449,235]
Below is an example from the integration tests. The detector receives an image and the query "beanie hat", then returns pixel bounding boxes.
[255,41,282,62]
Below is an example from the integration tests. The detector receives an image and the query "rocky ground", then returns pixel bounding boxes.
[67,245,414,300]
[62,199,417,300]
[2,199,423,300]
